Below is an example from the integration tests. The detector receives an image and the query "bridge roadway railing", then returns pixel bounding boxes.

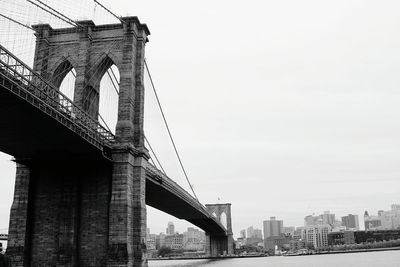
[0,44,115,151]
[145,162,227,233]
[0,234,8,241]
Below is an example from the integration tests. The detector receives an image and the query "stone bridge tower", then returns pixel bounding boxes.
[7,17,151,267]
[205,203,234,256]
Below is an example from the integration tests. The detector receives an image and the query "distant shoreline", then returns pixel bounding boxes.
[149,247,400,261]
[149,254,266,261]
[287,246,400,257]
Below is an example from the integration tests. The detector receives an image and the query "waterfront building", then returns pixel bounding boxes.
[328,229,400,245]
[166,222,175,235]
[289,239,307,251]
[156,233,166,249]
[263,217,284,251]
[265,236,289,251]
[354,229,400,243]
[146,234,157,250]
[183,227,205,251]
[263,217,283,239]
[293,227,306,241]
[305,226,330,248]
[165,233,184,250]
[327,231,355,246]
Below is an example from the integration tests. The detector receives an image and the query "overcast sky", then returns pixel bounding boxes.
[2,0,400,236]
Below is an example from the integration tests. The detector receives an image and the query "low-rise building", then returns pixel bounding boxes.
[146,234,157,250]
[264,236,289,251]
[289,239,307,251]
[183,227,205,251]
[165,233,184,250]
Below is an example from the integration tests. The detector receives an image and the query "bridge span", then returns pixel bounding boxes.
[0,17,233,267]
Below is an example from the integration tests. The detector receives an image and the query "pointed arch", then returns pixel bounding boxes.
[89,53,121,89]
[95,56,120,134]
[51,59,75,89]
[51,59,76,102]
[220,212,227,229]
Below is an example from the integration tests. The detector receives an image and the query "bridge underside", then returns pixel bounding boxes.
[146,178,226,236]
[0,76,109,161]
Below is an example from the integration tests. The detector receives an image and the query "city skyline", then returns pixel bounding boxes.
[144,203,400,238]
[2,0,400,242]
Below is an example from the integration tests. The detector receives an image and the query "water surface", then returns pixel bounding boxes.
[149,250,400,267]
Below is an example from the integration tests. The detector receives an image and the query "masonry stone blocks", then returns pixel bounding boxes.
[205,203,234,256]
[7,17,150,267]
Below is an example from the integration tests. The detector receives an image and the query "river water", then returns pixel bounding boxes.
[149,250,400,267]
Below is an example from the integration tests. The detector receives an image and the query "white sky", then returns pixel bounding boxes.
[2,0,400,237]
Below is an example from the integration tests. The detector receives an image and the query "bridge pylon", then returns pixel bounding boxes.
[7,17,150,267]
[205,203,234,256]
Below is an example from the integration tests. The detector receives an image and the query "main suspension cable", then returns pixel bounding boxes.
[0,13,34,31]
[93,0,126,24]
[26,0,76,27]
[144,59,200,203]
[33,0,82,28]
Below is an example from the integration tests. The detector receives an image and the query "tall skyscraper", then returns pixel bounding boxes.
[341,214,359,230]
[166,222,175,235]
[263,216,283,239]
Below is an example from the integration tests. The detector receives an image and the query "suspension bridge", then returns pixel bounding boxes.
[0,1,233,266]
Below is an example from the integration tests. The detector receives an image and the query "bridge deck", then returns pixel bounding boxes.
[0,44,113,160]
[0,75,109,160]
[146,164,227,235]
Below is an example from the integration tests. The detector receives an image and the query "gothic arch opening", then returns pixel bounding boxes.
[220,211,228,229]
[52,60,76,102]
[97,59,120,135]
